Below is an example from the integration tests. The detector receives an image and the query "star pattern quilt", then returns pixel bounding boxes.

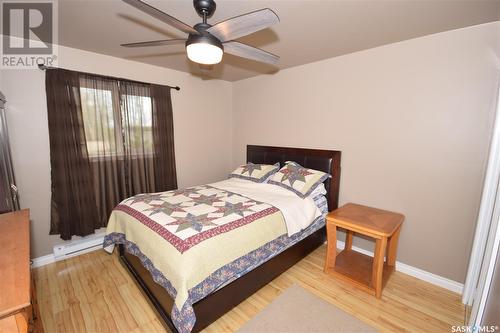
[113,184,280,253]
[103,178,326,333]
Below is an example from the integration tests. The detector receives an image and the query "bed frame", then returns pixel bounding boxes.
[119,145,342,332]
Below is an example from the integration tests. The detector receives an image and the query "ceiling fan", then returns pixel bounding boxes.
[121,0,280,66]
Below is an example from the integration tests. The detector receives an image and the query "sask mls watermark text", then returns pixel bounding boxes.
[1,0,58,69]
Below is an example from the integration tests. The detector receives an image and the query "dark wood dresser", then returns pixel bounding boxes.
[0,209,43,332]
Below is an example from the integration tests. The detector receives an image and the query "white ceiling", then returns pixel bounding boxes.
[58,0,500,81]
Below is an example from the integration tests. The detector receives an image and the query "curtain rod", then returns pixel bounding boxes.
[37,64,181,91]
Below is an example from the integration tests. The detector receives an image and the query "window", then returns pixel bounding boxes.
[121,94,153,156]
[80,87,119,156]
[79,85,153,157]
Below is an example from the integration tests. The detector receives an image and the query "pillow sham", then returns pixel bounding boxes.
[229,162,280,183]
[269,161,330,198]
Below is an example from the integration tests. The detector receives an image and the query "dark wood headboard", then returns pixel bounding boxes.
[246,145,341,211]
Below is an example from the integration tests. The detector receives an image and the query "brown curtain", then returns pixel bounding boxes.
[152,85,177,191]
[46,68,177,240]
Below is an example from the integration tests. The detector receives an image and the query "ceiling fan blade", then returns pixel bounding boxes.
[207,8,279,42]
[121,38,187,48]
[223,41,279,65]
[122,0,197,35]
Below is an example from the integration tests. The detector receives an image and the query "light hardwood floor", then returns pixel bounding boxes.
[33,245,465,333]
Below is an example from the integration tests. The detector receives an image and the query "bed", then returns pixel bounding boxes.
[106,145,341,333]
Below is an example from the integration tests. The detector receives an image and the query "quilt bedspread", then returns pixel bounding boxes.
[103,180,325,333]
[113,184,281,253]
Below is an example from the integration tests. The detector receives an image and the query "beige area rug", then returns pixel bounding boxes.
[237,285,378,333]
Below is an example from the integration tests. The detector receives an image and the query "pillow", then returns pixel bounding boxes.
[229,162,280,183]
[269,161,330,198]
[309,182,327,198]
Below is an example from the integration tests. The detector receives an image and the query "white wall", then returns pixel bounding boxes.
[1,45,233,258]
[232,22,500,283]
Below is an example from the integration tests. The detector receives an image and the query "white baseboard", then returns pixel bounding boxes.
[335,240,464,294]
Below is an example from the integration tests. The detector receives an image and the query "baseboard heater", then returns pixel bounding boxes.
[53,232,105,260]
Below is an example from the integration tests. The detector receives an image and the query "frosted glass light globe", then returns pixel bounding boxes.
[186,42,223,65]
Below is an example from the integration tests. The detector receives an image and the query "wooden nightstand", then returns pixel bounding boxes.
[324,203,404,298]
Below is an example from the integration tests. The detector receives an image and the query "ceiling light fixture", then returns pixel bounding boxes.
[185,33,223,65]
[121,0,280,67]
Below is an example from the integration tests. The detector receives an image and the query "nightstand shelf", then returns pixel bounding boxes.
[325,249,394,295]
